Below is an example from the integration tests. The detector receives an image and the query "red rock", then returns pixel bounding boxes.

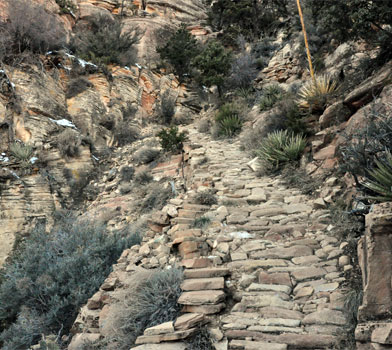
[174,313,205,330]
[181,277,224,291]
[358,203,392,321]
[178,241,198,257]
[225,330,336,348]
[313,145,336,160]
[177,290,225,305]
[258,271,292,287]
[181,257,212,269]
[184,267,230,279]
[182,303,225,314]
[371,324,392,344]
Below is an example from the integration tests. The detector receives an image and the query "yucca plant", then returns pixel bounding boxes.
[297,74,338,112]
[256,130,306,168]
[10,142,33,165]
[218,115,242,137]
[362,152,392,201]
[215,103,242,138]
[259,84,284,111]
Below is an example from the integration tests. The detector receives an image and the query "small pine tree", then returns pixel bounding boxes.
[192,40,232,96]
[157,24,200,81]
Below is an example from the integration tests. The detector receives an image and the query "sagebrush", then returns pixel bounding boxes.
[0,218,141,349]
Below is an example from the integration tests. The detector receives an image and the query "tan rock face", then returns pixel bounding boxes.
[358,203,392,321]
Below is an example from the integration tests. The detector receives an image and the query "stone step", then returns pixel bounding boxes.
[182,303,225,314]
[174,313,205,330]
[229,339,287,350]
[177,290,225,305]
[135,328,196,345]
[180,257,212,269]
[181,277,225,291]
[184,267,230,279]
[173,217,196,225]
[177,209,205,218]
[183,203,210,211]
[226,330,336,348]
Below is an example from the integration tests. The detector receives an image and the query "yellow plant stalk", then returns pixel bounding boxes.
[297,74,338,110]
[296,0,315,81]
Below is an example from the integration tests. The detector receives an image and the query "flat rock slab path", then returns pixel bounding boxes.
[175,127,350,350]
[71,126,351,350]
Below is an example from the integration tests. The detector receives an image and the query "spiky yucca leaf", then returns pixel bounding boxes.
[10,142,33,161]
[259,84,284,111]
[297,74,338,111]
[218,115,242,137]
[362,152,392,201]
[257,130,306,168]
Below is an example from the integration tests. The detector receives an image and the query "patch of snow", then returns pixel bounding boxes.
[64,53,97,69]
[49,118,77,129]
[135,63,142,69]
[0,155,9,162]
[92,155,99,161]
[10,170,20,179]
[229,231,254,239]
[30,157,38,164]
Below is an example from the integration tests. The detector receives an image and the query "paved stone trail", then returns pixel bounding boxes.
[71,126,351,350]
[174,126,350,350]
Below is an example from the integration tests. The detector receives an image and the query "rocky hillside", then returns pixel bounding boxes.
[1,1,392,350]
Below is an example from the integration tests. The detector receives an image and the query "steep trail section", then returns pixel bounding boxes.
[69,126,350,350]
[181,127,350,350]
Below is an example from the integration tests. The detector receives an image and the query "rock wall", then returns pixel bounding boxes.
[356,203,392,349]
[0,52,197,265]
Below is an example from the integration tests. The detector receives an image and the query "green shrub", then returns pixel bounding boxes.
[157,24,200,81]
[71,15,139,66]
[192,216,211,229]
[218,115,242,137]
[339,103,392,186]
[55,0,76,14]
[117,268,183,348]
[296,75,338,113]
[229,38,257,89]
[0,219,141,349]
[57,129,81,158]
[251,38,280,65]
[0,0,65,61]
[134,171,153,185]
[133,147,160,165]
[306,0,392,60]
[277,99,309,136]
[120,166,135,182]
[66,77,93,99]
[256,130,307,169]
[157,126,188,153]
[214,103,243,137]
[362,152,392,202]
[141,184,173,213]
[114,122,140,146]
[185,326,214,350]
[158,91,176,125]
[206,0,289,44]
[194,190,217,205]
[192,40,232,96]
[259,85,284,111]
[10,142,33,162]
[280,164,322,196]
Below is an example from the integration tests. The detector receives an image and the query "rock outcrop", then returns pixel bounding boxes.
[356,203,392,349]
